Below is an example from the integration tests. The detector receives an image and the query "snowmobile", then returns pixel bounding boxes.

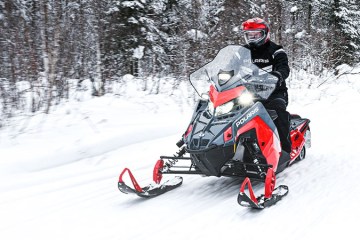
[118,45,311,209]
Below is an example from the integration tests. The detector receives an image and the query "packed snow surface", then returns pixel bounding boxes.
[1,73,360,240]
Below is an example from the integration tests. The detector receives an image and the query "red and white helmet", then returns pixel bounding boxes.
[241,18,270,48]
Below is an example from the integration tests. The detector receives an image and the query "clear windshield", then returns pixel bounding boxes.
[190,45,278,100]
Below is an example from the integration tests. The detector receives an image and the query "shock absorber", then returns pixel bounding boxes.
[163,146,186,171]
[253,158,266,178]
[251,142,266,178]
[243,141,266,178]
[176,138,185,148]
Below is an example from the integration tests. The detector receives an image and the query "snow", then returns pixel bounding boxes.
[335,63,353,74]
[133,46,145,59]
[186,29,208,40]
[121,1,144,9]
[290,6,298,13]
[295,30,306,39]
[127,17,139,24]
[284,28,293,34]
[1,71,360,240]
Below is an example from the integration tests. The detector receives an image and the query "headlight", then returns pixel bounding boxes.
[215,101,234,116]
[238,91,254,106]
[208,100,234,116]
[218,73,232,81]
[218,70,234,86]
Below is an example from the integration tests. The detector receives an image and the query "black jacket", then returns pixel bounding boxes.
[244,41,290,94]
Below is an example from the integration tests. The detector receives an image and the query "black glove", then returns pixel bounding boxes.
[271,71,284,87]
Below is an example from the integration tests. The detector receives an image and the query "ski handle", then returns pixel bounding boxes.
[119,159,165,193]
[240,167,276,204]
[119,168,143,192]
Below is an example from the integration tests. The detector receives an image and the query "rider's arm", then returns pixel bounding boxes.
[272,49,290,80]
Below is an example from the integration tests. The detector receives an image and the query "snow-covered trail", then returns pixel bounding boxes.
[1,81,360,240]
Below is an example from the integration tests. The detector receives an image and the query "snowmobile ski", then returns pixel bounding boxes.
[237,177,289,209]
[118,168,183,198]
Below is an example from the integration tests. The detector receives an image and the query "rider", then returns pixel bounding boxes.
[241,17,292,156]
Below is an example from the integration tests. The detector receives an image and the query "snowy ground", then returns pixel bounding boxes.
[1,72,360,240]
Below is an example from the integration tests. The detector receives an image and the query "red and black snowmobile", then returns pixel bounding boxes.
[118,45,311,209]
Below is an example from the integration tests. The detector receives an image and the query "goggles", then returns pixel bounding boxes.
[244,30,266,42]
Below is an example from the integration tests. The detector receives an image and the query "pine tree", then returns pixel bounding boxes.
[321,0,360,67]
[335,0,360,65]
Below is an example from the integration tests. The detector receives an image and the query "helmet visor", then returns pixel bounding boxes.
[244,30,266,43]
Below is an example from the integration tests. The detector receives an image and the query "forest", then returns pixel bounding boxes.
[0,0,359,120]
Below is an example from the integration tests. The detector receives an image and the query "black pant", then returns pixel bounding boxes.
[262,91,292,153]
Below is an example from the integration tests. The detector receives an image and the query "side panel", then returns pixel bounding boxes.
[289,119,311,162]
[234,103,281,171]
